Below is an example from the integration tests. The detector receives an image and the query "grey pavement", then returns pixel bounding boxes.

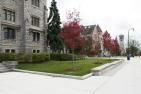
[0,57,141,94]
[93,57,141,94]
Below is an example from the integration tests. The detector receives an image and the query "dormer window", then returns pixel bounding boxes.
[32,0,40,7]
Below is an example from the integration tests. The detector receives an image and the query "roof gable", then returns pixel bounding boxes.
[81,25,96,35]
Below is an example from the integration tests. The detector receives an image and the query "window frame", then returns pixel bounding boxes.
[31,16,40,27]
[37,50,40,53]
[11,49,16,53]
[4,27,16,40]
[33,50,36,53]
[5,49,16,53]
[5,49,10,53]
[32,32,40,42]
[32,0,40,7]
[4,9,15,22]
[32,50,40,53]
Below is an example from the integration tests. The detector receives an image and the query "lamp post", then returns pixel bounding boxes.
[127,28,134,60]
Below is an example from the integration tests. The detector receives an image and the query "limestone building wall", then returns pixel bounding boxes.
[0,0,47,53]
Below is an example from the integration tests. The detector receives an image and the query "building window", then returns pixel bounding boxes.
[32,32,40,42]
[4,9,15,22]
[37,32,40,41]
[32,0,40,7]
[5,49,10,53]
[37,50,40,53]
[31,16,40,27]
[11,49,15,53]
[5,49,16,53]
[33,50,40,53]
[33,50,36,53]
[4,28,16,39]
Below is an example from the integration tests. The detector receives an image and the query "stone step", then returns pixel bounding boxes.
[0,61,17,73]
[0,64,6,68]
[0,69,10,72]
[0,67,7,70]
[0,64,10,72]
[0,64,4,66]
[0,66,6,68]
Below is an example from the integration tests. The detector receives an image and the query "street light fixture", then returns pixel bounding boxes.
[127,28,134,60]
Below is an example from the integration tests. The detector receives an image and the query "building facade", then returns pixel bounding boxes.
[0,0,47,53]
[119,34,125,55]
[81,25,104,56]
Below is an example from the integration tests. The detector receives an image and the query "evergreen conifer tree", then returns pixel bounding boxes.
[48,0,63,52]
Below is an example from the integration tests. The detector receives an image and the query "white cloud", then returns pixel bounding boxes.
[47,0,141,45]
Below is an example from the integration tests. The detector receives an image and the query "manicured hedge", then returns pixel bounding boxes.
[17,53,32,63]
[50,53,84,61]
[17,53,50,63]
[0,53,17,62]
[0,53,50,63]
[0,53,84,63]
[32,53,50,63]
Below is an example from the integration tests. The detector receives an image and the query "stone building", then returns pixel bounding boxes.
[119,34,125,55]
[81,25,104,56]
[0,0,47,53]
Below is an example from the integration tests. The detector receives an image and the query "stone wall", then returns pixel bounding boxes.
[0,0,48,53]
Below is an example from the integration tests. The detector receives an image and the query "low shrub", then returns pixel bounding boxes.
[0,53,83,63]
[18,53,50,63]
[76,55,85,60]
[50,53,73,61]
[87,51,96,57]
[50,53,84,61]
[17,53,32,63]
[32,53,50,63]
[0,53,17,62]
[50,53,61,61]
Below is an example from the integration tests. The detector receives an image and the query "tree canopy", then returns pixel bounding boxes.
[47,0,63,52]
[59,10,84,53]
[129,39,140,55]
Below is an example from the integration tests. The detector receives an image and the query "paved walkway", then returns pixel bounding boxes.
[0,72,110,94]
[93,57,141,94]
[0,57,141,94]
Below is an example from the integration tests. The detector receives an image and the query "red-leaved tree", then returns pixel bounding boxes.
[103,31,120,55]
[111,37,120,55]
[103,31,112,52]
[59,10,84,53]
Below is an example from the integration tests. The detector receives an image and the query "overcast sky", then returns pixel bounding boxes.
[47,0,141,46]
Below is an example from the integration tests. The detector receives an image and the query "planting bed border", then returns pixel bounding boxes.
[91,60,124,76]
[14,60,124,80]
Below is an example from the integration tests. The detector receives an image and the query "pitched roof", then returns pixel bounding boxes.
[81,25,96,35]
[96,25,102,32]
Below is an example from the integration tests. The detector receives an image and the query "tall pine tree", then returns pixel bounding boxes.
[48,0,63,52]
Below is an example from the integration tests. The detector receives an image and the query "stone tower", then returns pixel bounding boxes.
[119,35,125,55]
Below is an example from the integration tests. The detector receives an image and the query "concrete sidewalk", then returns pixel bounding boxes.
[93,57,141,94]
[0,57,140,94]
[0,72,110,94]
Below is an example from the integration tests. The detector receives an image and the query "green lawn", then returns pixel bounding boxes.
[17,58,117,76]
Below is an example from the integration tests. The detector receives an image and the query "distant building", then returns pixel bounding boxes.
[119,34,125,55]
[0,0,48,53]
[81,25,103,56]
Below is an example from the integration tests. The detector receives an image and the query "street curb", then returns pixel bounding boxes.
[14,60,124,80]
[91,60,124,76]
[13,69,93,80]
